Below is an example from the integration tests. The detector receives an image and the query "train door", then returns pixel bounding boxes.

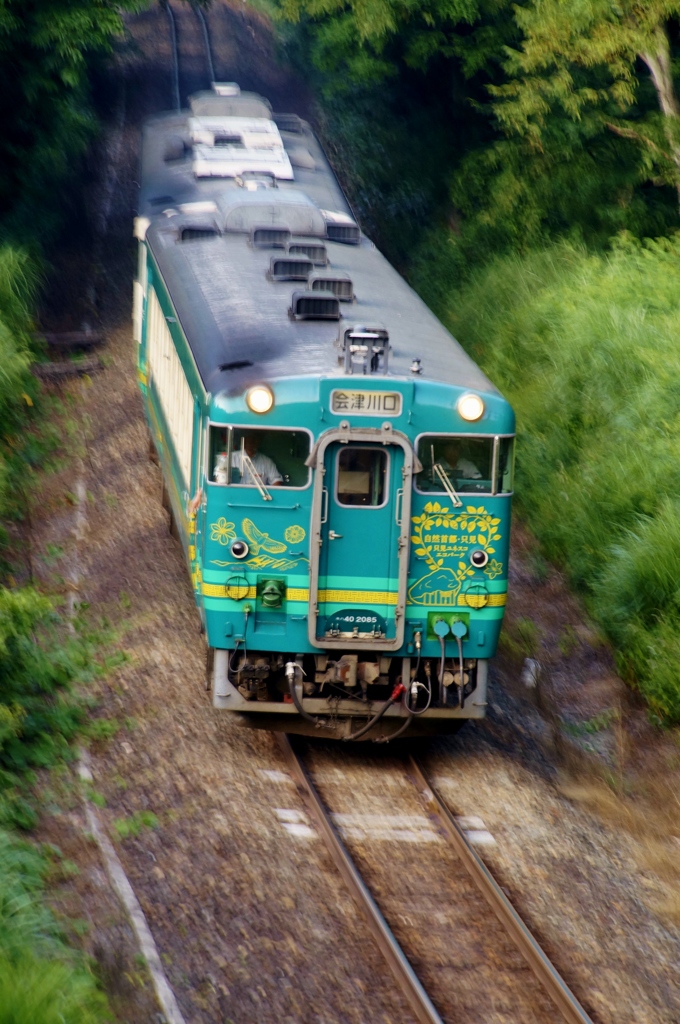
[308,428,418,650]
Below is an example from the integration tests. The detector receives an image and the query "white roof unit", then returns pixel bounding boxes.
[211,82,241,96]
[189,115,294,179]
[192,145,294,180]
[188,116,282,149]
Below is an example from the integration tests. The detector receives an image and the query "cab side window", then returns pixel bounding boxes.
[416,436,493,494]
[208,426,311,488]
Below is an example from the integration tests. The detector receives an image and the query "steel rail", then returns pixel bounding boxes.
[164,1,181,113]
[408,756,595,1024]
[277,735,445,1024]
[192,3,215,86]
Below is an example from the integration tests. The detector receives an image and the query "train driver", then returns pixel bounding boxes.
[438,439,482,481]
[230,430,282,486]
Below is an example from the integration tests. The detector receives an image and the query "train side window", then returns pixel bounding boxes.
[336,447,388,507]
[416,436,493,494]
[208,426,311,488]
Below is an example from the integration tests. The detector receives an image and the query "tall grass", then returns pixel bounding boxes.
[0,245,111,1020]
[0,829,110,1023]
[443,233,680,722]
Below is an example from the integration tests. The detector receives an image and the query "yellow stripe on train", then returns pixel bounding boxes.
[201,583,506,608]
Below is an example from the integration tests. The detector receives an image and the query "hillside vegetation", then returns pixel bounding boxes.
[0,1,141,1020]
[441,236,680,722]
[275,0,680,722]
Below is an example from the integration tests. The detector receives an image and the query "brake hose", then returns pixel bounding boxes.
[457,636,465,708]
[286,662,333,730]
[438,635,447,707]
[376,682,414,743]
[344,682,406,742]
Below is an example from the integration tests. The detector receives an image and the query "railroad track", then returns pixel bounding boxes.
[164,0,214,110]
[279,735,594,1024]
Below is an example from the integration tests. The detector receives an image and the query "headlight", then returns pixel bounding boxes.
[246,385,274,413]
[458,393,485,422]
[231,540,249,559]
[469,549,489,568]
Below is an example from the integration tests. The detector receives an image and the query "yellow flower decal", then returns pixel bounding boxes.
[411,502,502,564]
[284,525,306,544]
[484,558,504,580]
[210,518,236,545]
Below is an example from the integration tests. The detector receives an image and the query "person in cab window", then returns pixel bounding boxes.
[440,440,482,481]
[232,431,282,486]
[420,439,482,490]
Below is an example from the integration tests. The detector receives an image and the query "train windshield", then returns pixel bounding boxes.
[209,426,311,488]
[415,436,514,495]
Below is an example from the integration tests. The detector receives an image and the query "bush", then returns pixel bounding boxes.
[0,957,110,1024]
[0,828,110,1024]
[0,589,89,768]
[446,233,680,722]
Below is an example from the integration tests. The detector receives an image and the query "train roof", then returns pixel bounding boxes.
[138,87,501,402]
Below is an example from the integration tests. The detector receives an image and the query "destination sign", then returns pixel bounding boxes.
[330,389,402,416]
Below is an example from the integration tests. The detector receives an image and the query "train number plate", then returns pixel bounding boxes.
[330,389,402,416]
[325,609,387,637]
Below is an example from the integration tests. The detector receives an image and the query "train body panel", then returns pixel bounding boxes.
[135,85,515,735]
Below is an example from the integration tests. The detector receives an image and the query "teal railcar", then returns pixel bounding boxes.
[134,84,515,739]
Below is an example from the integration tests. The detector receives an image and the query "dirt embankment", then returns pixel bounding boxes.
[27,3,680,1022]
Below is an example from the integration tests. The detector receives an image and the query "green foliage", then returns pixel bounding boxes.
[492,1,680,192]
[277,0,487,89]
[0,0,143,241]
[276,0,680,267]
[446,233,680,721]
[113,811,159,840]
[0,589,91,778]
[0,829,110,1023]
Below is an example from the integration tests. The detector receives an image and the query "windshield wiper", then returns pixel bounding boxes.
[433,462,462,508]
[238,443,272,501]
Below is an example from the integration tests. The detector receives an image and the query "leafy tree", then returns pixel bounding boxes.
[0,0,142,239]
[275,0,513,91]
[492,1,680,204]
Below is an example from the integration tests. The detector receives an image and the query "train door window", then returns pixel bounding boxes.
[416,436,493,494]
[336,447,388,507]
[208,426,311,488]
[496,437,515,494]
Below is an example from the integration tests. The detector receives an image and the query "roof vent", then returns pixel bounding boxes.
[340,324,389,374]
[288,241,327,265]
[310,272,353,302]
[251,226,291,249]
[214,133,244,147]
[212,82,241,96]
[274,113,304,133]
[290,291,341,321]
[269,256,313,281]
[326,223,360,245]
[180,227,220,242]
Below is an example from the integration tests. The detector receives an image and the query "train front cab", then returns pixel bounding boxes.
[200,378,514,739]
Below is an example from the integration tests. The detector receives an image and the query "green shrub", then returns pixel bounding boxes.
[446,233,680,722]
[0,821,111,1024]
[0,956,109,1024]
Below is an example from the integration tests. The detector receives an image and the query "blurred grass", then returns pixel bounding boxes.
[0,829,110,1022]
[436,232,680,723]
